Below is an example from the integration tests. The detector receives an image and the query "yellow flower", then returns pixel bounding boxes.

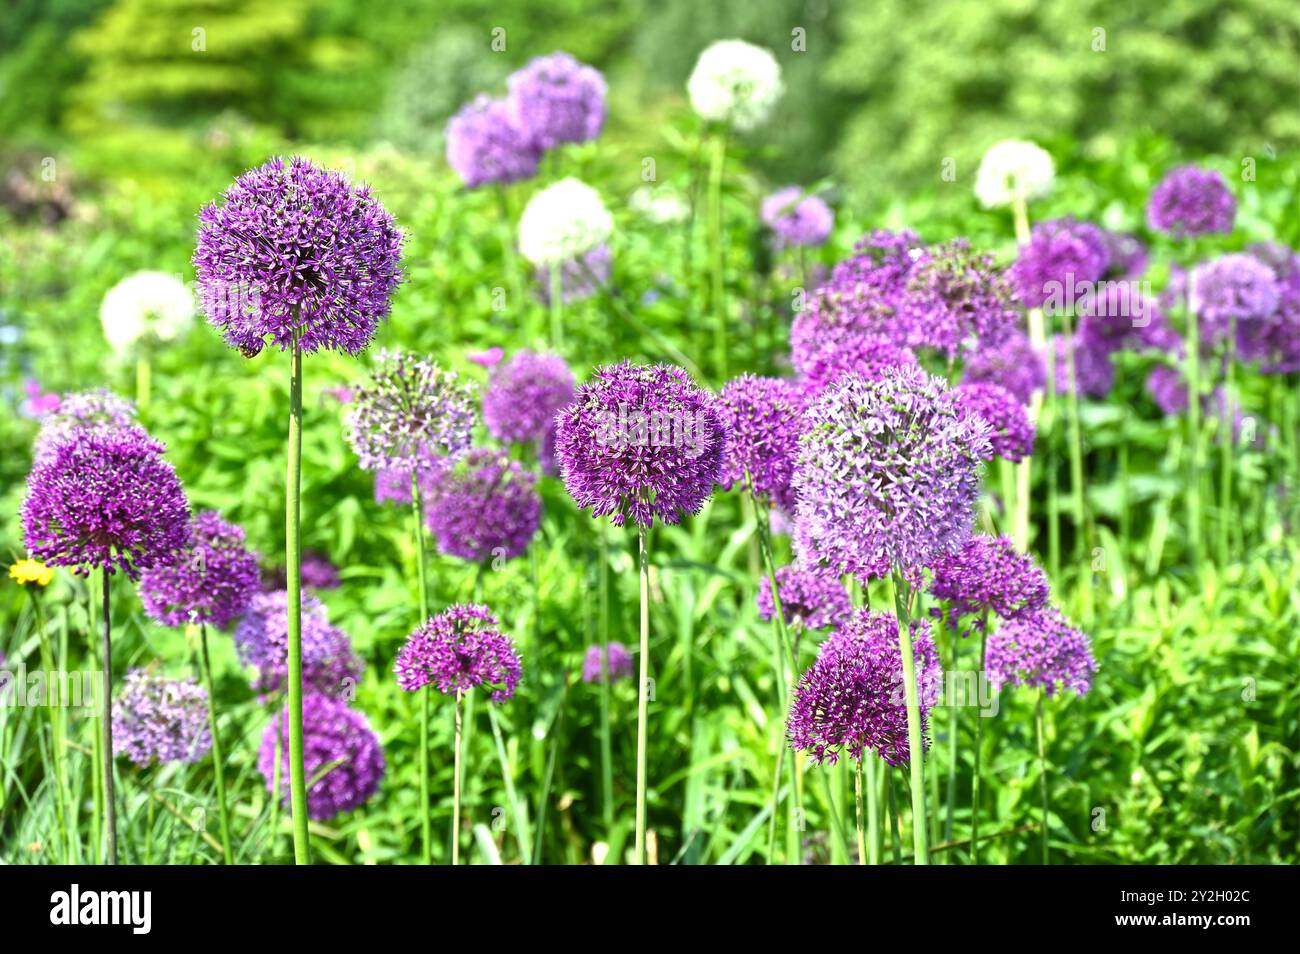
[9,559,54,587]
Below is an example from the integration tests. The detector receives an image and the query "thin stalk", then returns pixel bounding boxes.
[90,573,103,863]
[452,689,464,865]
[268,725,282,861]
[854,759,866,865]
[944,622,959,848]
[33,593,70,861]
[100,572,117,864]
[598,521,615,838]
[136,353,151,410]
[634,522,651,864]
[549,263,564,350]
[1218,325,1235,567]
[1186,286,1202,569]
[1012,194,1044,554]
[708,129,728,377]
[198,624,233,864]
[884,767,902,865]
[1035,689,1050,864]
[285,340,309,864]
[487,704,532,863]
[889,569,928,864]
[1061,315,1093,623]
[971,617,988,863]
[412,471,432,865]
[865,754,880,864]
[494,187,528,339]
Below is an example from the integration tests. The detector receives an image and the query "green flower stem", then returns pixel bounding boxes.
[1061,312,1094,624]
[708,129,728,378]
[32,593,70,861]
[135,353,151,410]
[198,623,233,865]
[268,725,282,861]
[452,689,463,865]
[100,571,117,865]
[488,704,532,863]
[1218,326,1235,567]
[865,754,880,864]
[943,621,959,849]
[634,522,651,865]
[1011,195,1044,553]
[889,568,928,864]
[549,263,564,350]
[971,614,988,863]
[884,766,902,865]
[285,341,310,865]
[1035,688,1050,864]
[1185,286,1202,569]
[494,186,528,340]
[598,519,615,841]
[854,759,866,865]
[411,471,433,865]
[89,572,103,864]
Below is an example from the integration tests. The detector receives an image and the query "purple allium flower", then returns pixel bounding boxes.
[1145,364,1189,416]
[797,333,917,401]
[394,603,522,701]
[1237,242,1300,373]
[194,156,403,356]
[344,349,476,472]
[23,425,189,580]
[424,448,541,563]
[261,549,343,592]
[507,52,607,151]
[985,607,1096,697]
[32,389,136,465]
[899,239,1021,355]
[259,693,384,821]
[445,95,541,188]
[961,329,1046,406]
[717,374,805,511]
[1100,230,1148,281]
[139,511,260,629]
[952,381,1035,462]
[553,361,727,527]
[581,642,633,684]
[761,187,835,249]
[112,669,211,767]
[792,366,991,578]
[927,534,1048,628]
[535,244,611,305]
[787,609,942,766]
[1077,289,1166,354]
[758,565,852,631]
[1052,333,1115,399]
[1146,165,1236,238]
[1011,218,1109,310]
[483,350,575,445]
[1189,253,1281,350]
[235,590,361,695]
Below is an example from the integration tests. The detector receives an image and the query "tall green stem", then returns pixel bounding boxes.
[1062,315,1093,623]
[865,754,880,864]
[598,520,615,840]
[411,472,432,864]
[33,594,69,861]
[1011,195,1043,553]
[100,571,117,864]
[1186,285,1202,569]
[1035,689,1050,864]
[634,522,651,864]
[708,130,728,378]
[971,616,988,863]
[451,690,463,865]
[549,263,564,351]
[854,759,866,866]
[889,569,928,864]
[1218,326,1235,566]
[285,342,310,864]
[198,623,233,864]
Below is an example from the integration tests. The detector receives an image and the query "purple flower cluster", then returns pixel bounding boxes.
[757,565,852,631]
[985,607,1096,697]
[394,603,522,702]
[113,670,212,767]
[952,382,1035,462]
[761,187,835,249]
[961,329,1046,406]
[1146,166,1236,238]
[1100,230,1148,281]
[424,449,542,563]
[1236,243,1300,373]
[508,52,607,151]
[553,361,726,527]
[797,333,916,401]
[235,590,361,695]
[581,642,634,684]
[928,535,1049,628]
[1145,364,1189,416]
[261,550,344,591]
[32,389,137,465]
[139,511,260,629]
[259,693,385,821]
[446,95,541,188]
[900,240,1021,355]
[1052,333,1115,399]
[717,374,805,510]
[1189,253,1281,350]
[787,609,942,767]
[535,244,611,305]
[483,350,576,445]
[1011,218,1109,309]
[194,156,404,356]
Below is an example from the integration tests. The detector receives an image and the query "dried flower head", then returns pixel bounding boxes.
[100,270,194,353]
[518,178,613,266]
[974,140,1055,209]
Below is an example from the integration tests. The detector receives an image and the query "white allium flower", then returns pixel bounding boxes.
[687,40,784,132]
[629,185,690,225]
[518,178,614,266]
[100,270,194,353]
[974,140,1056,209]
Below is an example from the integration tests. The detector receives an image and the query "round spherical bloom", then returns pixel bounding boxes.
[484,350,575,445]
[371,456,447,507]
[445,95,541,188]
[1011,218,1110,310]
[32,389,137,465]
[787,609,942,766]
[517,178,613,267]
[1146,165,1236,238]
[797,333,917,400]
[974,140,1055,209]
[394,603,522,701]
[961,329,1046,406]
[1189,253,1281,349]
[757,565,852,631]
[554,361,727,528]
[581,642,633,684]
[792,366,991,578]
[717,374,805,510]
[344,349,477,472]
[928,534,1049,627]
[761,187,834,249]
[193,156,404,356]
[139,511,260,629]
[1145,364,1189,416]
[1100,230,1148,281]
[259,693,384,821]
[687,39,783,132]
[985,607,1096,697]
[1052,333,1115,399]
[507,51,606,150]
[1077,289,1166,354]
[22,425,190,580]
[234,590,361,695]
[952,381,1035,462]
[468,346,504,368]
[113,670,211,767]
[100,270,193,353]
[261,549,345,591]
[535,244,611,306]
[899,239,1022,357]
[424,449,541,563]
[1237,242,1300,373]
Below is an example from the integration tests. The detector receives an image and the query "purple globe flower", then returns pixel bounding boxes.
[259,693,385,821]
[787,609,942,766]
[928,534,1049,628]
[757,565,852,631]
[1100,230,1148,281]
[717,374,805,511]
[761,187,835,249]
[553,361,727,528]
[32,389,137,465]
[424,448,542,563]
[446,95,541,188]
[507,51,607,150]
[792,366,991,578]
[536,244,611,305]
[1145,364,1189,416]
[1052,333,1115,399]
[985,607,1096,697]
[261,549,345,591]
[235,590,361,695]
[952,381,1035,462]
[899,239,1021,356]
[1146,166,1236,238]
[961,329,1046,406]
[483,350,576,445]
[1011,218,1110,310]
[1077,290,1166,355]
[1189,253,1281,350]
[581,642,634,684]
[1238,242,1300,373]
[194,156,404,356]
[139,511,260,629]
[797,333,917,401]
[22,425,190,580]
[395,603,522,702]
[113,670,212,767]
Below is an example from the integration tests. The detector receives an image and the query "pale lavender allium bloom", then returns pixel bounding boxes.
[1099,230,1148,281]
[1146,166,1236,238]
[961,329,1046,406]
[32,389,137,465]
[952,381,1035,462]
[985,606,1096,697]
[757,565,852,631]
[235,590,361,695]
[1052,333,1115,399]
[1238,242,1300,373]
[424,449,541,563]
[1145,364,1190,416]
[113,670,212,767]
[395,603,522,702]
[483,350,576,445]
[717,374,806,511]
[139,510,260,629]
[1011,218,1110,310]
[581,642,633,684]
[507,52,607,150]
[1189,253,1281,350]
[761,187,834,248]
[446,95,542,188]
[928,534,1049,629]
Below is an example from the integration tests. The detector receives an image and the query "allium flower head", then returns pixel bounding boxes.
[900,240,1021,355]
[535,244,611,305]
[424,449,542,563]
[985,607,1096,697]
[235,590,361,695]
[1011,218,1109,309]
[758,565,852,631]
[974,140,1055,208]
[1100,230,1148,281]
[792,365,991,578]
[113,670,211,767]
[1237,242,1300,373]
[394,603,522,701]
[687,39,784,132]
[139,511,260,629]
[33,389,137,465]
[1053,333,1115,399]
[787,609,942,766]
[507,52,607,150]
[100,270,193,353]
[194,156,404,356]
[261,550,344,591]
[259,694,384,821]
[23,425,189,579]
[928,534,1048,627]
[582,642,633,684]
[961,329,1045,406]
[446,95,541,188]
[717,374,805,511]
[1189,253,1281,349]
[483,350,575,445]
[761,187,834,249]
[797,334,917,401]
[518,178,613,266]
[553,361,726,527]
[952,382,1035,462]
[1146,165,1236,238]
[344,349,476,471]
[1145,364,1189,416]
